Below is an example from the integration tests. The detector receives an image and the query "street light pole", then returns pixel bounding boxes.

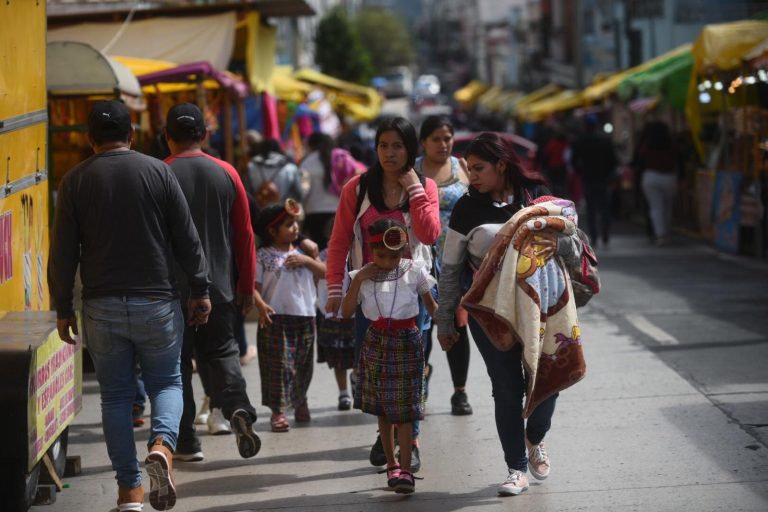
[574,0,584,88]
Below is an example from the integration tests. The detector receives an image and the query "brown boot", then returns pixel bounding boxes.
[116,484,144,511]
[144,437,176,510]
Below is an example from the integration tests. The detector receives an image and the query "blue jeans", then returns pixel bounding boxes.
[134,363,146,410]
[469,317,558,471]
[83,296,184,489]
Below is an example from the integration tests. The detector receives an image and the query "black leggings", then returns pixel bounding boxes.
[424,322,470,389]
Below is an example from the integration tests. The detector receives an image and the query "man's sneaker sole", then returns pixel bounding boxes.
[231,409,261,459]
[112,503,143,512]
[145,452,176,510]
[173,451,204,462]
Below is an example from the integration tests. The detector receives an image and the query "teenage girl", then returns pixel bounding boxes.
[255,200,325,432]
[415,115,473,416]
[341,219,437,494]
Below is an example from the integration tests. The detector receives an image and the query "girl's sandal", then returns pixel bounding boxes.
[270,412,290,432]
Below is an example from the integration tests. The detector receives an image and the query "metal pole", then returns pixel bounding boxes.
[574,0,584,88]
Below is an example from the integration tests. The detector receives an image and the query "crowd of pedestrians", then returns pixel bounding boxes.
[49,101,597,510]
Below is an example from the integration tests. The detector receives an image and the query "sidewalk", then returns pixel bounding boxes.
[32,228,768,512]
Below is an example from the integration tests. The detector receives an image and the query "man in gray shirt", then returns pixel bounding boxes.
[164,103,264,462]
[49,100,210,512]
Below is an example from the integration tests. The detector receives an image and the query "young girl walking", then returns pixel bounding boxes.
[341,219,437,494]
[255,200,326,432]
[315,247,356,410]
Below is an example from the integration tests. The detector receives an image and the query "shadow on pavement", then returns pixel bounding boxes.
[184,485,504,512]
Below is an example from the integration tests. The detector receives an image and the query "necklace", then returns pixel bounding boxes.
[373,267,399,328]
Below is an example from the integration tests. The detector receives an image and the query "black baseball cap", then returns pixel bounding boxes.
[166,103,206,142]
[88,100,132,143]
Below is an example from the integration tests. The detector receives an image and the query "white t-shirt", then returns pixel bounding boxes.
[256,246,317,317]
[301,151,339,215]
[349,259,435,321]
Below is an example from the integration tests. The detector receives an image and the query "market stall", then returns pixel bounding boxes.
[132,60,251,165]
[685,20,768,255]
[293,68,382,123]
[46,41,144,197]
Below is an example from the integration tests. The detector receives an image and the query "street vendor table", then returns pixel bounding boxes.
[0,311,82,511]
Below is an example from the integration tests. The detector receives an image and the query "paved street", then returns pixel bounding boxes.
[32,224,768,512]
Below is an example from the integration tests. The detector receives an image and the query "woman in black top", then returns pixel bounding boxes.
[435,132,582,497]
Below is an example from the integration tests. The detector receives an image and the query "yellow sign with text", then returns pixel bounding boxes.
[27,330,82,469]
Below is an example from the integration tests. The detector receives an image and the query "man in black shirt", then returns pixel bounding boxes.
[49,100,210,512]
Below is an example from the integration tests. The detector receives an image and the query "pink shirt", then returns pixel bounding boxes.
[325,174,441,299]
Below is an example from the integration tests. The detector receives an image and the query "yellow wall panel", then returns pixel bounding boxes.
[0,1,47,119]
[0,124,48,183]
[0,182,50,311]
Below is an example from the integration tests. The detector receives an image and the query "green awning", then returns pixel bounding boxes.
[618,50,693,111]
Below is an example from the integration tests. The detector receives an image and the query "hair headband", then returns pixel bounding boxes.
[369,226,408,251]
[267,198,302,229]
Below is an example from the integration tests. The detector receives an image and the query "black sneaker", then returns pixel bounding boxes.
[451,390,473,416]
[369,434,387,466]
[410,445,421,473]
[338,394,352,411]
[230,409,261,459]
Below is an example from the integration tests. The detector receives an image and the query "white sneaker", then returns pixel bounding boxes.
[527,441,550,480]
[207,407,231,435]
[498,469,529,496]
[194,396,210,425]
[173,450,204,462]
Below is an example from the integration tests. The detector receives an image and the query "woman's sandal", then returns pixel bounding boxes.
[270,412,290,432]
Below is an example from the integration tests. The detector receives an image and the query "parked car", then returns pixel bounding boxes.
[413,74,441,96]
[411,93,452,117]
[381,67,413,98]
[452,131,538,169]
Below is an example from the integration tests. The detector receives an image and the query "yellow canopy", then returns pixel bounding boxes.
[686,20,768,158]
[476,86,504,109]
[692,20,768,72]
[271,66,312,102]
[582,44,692,102]
[112,56,221,94]
[453,80,489,104]
[490,90,522,113]
[293,68,381,122]
[512,84,561,117]
[519,90,585,121]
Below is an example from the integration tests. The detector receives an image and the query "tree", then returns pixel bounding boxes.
[355,7,415,75]
[315,6,373,84]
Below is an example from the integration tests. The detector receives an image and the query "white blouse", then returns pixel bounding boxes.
[256,246,317,317]
[349,259,435,321]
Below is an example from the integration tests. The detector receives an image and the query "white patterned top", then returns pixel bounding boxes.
[349,259,435,321]
[256,246,317,317]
